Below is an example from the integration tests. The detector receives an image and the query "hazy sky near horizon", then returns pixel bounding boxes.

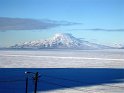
[0,0,124,47]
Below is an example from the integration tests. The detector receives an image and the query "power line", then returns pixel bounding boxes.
[0,79,25,83]
[42,74,86,84]
[0,74,123,93]
[40,79,93,93]
[41,74,124,89]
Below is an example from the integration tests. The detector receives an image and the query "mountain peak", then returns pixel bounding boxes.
[53,33,73,40]
[11,33,111,49]
[54,33,72,37]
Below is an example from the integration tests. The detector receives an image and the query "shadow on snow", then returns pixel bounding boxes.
[0,68,124,93]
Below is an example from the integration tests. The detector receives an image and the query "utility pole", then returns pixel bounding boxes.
[34,72,38,93]
[25,71,39,93]
[25,77,28,93]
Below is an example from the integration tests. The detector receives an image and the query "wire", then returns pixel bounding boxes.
[40,79,93,93]
[0,79,25,83]
[42,74,86,84]
[41,74,124,89]
[0,74,123,92]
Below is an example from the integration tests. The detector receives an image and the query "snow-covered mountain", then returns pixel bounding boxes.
[11,33,111,49]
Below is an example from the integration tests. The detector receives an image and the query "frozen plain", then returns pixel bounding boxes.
[0,49,124,93]
[0,49,124,68]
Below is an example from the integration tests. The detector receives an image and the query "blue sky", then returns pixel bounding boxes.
[0,0,124,47]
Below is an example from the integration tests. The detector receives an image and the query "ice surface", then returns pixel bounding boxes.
[0,49,124,93]
[0,49,124,68]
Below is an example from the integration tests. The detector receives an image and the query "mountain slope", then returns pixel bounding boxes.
[11,33,111,49]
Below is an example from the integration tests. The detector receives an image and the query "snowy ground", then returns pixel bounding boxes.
[0,49,124,93]
[0,49,124,68]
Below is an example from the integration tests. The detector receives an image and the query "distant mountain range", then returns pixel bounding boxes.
[10,33,114,49]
